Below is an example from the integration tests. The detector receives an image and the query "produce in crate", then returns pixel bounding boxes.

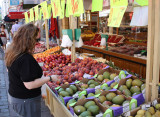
[132,104,160,117]
[73,101,100,116]
[117,78,145,97]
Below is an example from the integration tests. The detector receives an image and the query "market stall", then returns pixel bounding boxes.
[23,0,160,117]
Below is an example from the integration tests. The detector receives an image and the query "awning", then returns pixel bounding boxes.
[8,12,24,19]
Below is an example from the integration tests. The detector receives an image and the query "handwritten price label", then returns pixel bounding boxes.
[108,6,127,27]
[24,12,29,23]
[34,6,39,21]
[30,8,34,22]
[110,0,128,7]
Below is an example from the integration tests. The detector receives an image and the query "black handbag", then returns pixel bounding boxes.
[0,37,3,46]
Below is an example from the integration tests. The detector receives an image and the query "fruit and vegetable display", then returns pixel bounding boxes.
[107,35,124,44]
[34,46,61,59]
[81,30,95,38]
[34,42,46,53]
[118,78,145,97]
[109,44,147,56]
[73,101,100,116]
[128,101,160,117]
[84,34,101,46]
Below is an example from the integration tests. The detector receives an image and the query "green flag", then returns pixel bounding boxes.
[34,5,39,21]
[135,0,148,6]
[92,0,103,12]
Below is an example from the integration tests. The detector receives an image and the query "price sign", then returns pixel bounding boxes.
[114,76,120,83]
[108,6,127,27]
[110,0,128,7]
[39,9,42,20]
[41,1,49,19]
[48,4,52,18]
[60,0,65,19]
[92,0,103,12]
[34,5,39,21]
[24,12,29,23]
[51,0,61,18]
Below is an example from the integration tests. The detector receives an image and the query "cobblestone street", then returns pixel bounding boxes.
[0,47,53,117]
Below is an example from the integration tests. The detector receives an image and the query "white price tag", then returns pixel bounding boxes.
[142,105,147,110]
[124,111,130,116]
[95,85,101,90]
[105,114,111,117]
[114,76,120,83]
[72,93,79,99]
[146,104,151,108]
[83,73,92,78]
[131,103,136,110]
[152,100,158,106]
[96,113,103,117]
[121,74,125,79]
[123,103,130,113]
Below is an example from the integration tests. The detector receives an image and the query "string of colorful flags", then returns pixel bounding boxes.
[24,0,148,27]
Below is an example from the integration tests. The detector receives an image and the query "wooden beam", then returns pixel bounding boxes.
[69,16,77,62]
[109,27,113,34]
[151,0,160,101]
[45,19,49,50]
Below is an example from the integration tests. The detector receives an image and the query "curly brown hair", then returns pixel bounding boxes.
[5,23,39,67]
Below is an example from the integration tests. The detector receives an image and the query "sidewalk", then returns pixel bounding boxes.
[0,47,53,117]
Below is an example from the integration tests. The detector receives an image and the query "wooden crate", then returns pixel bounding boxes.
[45,85,73,117]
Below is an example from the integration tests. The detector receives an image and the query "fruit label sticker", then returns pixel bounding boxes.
[69,102,77,107]
[114,76,120,83]
[130,99,137,110]
[94,94,101,97]
[119,71,126,79]
[95,85,101,90]
[123,102,129,113]
[55,86,61,90]
[103,109,112,117]
[94,74,98,78]
[113,84,118,89]
[78,91,87,97]
[75,81,80,84]
[152,100,158,106]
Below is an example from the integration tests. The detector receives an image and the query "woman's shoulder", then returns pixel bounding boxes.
[19,53,35,62]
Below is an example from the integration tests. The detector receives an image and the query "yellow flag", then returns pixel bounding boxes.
[48,4,52,18]
[135,0,148,6]
[51,0,61,18]
[108,7,127,27]
[40,1,49,19]
[110,0,128,7]
[24,12,29,23]
[39,9,42,20]
[30,8,34,22]
[34,5,39,21]
[60,0,65,19]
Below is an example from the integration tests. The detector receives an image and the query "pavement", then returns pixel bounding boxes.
[0,46,53,117]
